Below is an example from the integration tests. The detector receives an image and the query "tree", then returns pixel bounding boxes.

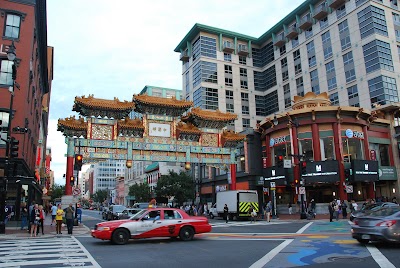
[92,189,108,204]
[129,183,151,202]
[50,184,65,200]
[154,171,194,205]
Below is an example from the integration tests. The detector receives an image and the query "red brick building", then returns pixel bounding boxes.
[0,0,53,221]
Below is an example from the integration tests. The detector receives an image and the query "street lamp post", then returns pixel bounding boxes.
[0,41,17,234]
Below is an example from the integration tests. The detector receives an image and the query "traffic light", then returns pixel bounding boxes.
[70,176,75,186]
[294,178,299,185]
[75,154,83,171]
[300,161,307,175]
[9,137,19,158]
[277,155,284,168]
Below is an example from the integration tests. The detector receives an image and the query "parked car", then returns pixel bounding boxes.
[118,208,143,220]
[92,207,212,245]
[351,206,400,244]
[350,202,399,222]
[102,207,109,220]
[106,205,127,220]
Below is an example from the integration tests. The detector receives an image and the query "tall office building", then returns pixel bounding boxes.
[175,0,400,131]
[92,160,126,194]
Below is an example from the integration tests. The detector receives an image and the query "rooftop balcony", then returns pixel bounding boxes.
[237,45,249,56]
[299,15,313,30]
[313,4,329,20]
[179,51,189,62]
[274,34,285,47]
[223,41,235,53]
[286,25,299,39]
[329,0,346,9]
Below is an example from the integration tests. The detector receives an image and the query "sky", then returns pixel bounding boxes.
[46,0,304,185]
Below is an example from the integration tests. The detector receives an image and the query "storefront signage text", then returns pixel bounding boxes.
[345,129,364,139]
[269,136,287,147]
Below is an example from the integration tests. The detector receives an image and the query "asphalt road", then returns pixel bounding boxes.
[77,210,400,267]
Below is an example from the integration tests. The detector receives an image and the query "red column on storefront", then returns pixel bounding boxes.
[230,164,236,190]
[65,156,73,195]
[333,122,346,201]
[363,125,375,199]
[311,123,321,161]
[265,134,271,167]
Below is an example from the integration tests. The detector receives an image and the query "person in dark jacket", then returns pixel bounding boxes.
[64,204,75,235]
[223,204,229,223]
[328,201,334,222]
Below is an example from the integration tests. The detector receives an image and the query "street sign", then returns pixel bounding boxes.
[346,185,353,193]
[299,187,306,194]
[73,187,81,196]
[270,182,276,188]
[284,159,291,168]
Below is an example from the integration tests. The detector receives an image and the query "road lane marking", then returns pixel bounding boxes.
[72,236,101,268]
[366,244,396,268]
[296,222,313,234]
[249,239,294,268]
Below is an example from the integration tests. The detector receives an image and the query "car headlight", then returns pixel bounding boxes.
[97,226,110,231]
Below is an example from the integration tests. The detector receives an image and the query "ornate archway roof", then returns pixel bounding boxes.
[182,108,237,129]
[292,92,331,110]
[133,94,193,116]
[221,130,246,147]
[176,122,201,134]
[118,117,145,130]
[73,94,134,119]
[57,116,87,137]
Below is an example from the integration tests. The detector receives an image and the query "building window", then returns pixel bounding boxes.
[255,91,279,116]
[363,40,394,73]
[242,105,249,115]
[327,77,337,91]
[320,17,329,30]
[193,87,219,110]
[240,80,248,89]
[280,45,286,56]
[296,77,303,88]
[293,49,300,61]
[224,53,232,62]
[225,78,233,86]
[239,56,247,65]
[341,36,351,50]
[225,65,232,74]
[254,65,277,92]
[305,27,313,39]
[330,92,339,105]
[226,90,233,100]
[368,75,399,107]
[252,42,275,68]
[358,6,388,39]
[242,118,250,128]
[308,55,316,68]
[345,69,356,83]
[240,68,247,77]
[4,14,21,39]
[310,69,319,94]
[294,62,302,75]
[0,112,9,145]
[192,36,217,60]
[226,103,234,113]
[342,138,364,161]
[292,36,299,48]
[338,20,348,34]
[310,70,318,82]
[192,61,218,87]
[284,97,291,108]
[321,31,331,44]
[282,70,289,82]
[281,57,287,68]
[347,85,359,99]
[342,51,353,65]
[241,92,249,102]
[306,41,314,53]
[336,4,346,19]
[283,84,290,94]
[325,61,335,74]
[0,60,14,86]
[393,12,400,23]
[321,137,335,160]
[299,139,314,161]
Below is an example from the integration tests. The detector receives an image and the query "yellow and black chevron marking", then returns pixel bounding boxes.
[239,202,259,216]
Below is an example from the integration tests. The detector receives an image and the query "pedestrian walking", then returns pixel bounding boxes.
[56,204,64,235]
[333,201,339,221]
[266,201,272,222]
[20,203,28,230]
[341,200,348,219]
[328,201,334,222]
[36,205,45,235]
[288,202,293,215]
[30,204,40,237]
[51,203,57,225]
[223,204,229,223]
[64,204,75,235]
[249,206,256,223]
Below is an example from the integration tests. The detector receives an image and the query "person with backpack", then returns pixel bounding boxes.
[64,204,75,235]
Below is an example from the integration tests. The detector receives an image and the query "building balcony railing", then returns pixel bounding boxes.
[237,45,249,56]
[286,25,299,39]
[313,4,329,20]
[179,51,189,62]
[329,0,346,9]
[223,41,235,53]
[299,15,313,30]
[274,34,286,47]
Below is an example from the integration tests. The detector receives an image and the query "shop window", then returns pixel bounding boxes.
[379,144,390,166]
[272,143,289,165]
[342,138,364,162]
[299,139,314,160]
[320,137,335,160]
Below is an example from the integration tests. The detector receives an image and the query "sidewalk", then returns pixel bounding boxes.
[0,214,91,240]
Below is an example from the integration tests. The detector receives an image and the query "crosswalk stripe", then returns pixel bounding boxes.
[0,236,101,268]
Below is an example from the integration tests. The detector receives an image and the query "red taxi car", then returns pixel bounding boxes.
[92,207,212,244]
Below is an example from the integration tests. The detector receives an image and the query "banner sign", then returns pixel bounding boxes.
[352,160,379,182]
[263,167,285,181]
[302,160,340,183]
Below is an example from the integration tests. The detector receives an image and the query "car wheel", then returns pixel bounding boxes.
[209,213,214,219]
[179,226,194,241]
[357,238,369,244]
[112,229,130,245]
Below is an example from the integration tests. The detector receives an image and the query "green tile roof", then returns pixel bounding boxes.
[145,162,159,173]
[174,0,322,52]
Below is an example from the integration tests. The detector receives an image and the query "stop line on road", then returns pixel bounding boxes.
[0,236,101,268]
[210,221,291,228]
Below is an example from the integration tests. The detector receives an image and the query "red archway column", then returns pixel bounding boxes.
[230,164,236,190]
[363,125,375,199]
[65,157,73,195]
[333,122,346,201]
[312,123,321,161]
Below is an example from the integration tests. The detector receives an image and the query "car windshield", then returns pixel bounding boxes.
[130,209,148,220]
[113,206,126,213]
[368,207,400,217]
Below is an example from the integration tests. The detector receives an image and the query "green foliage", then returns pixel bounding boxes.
[154,171,194,205]
[92,189,108,203]
[129,183,151,202]
[50,184,65,200]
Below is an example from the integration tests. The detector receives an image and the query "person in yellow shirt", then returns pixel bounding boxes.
[55,204,64,235]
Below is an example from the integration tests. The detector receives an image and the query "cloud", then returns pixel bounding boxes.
[46,0,304,186]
